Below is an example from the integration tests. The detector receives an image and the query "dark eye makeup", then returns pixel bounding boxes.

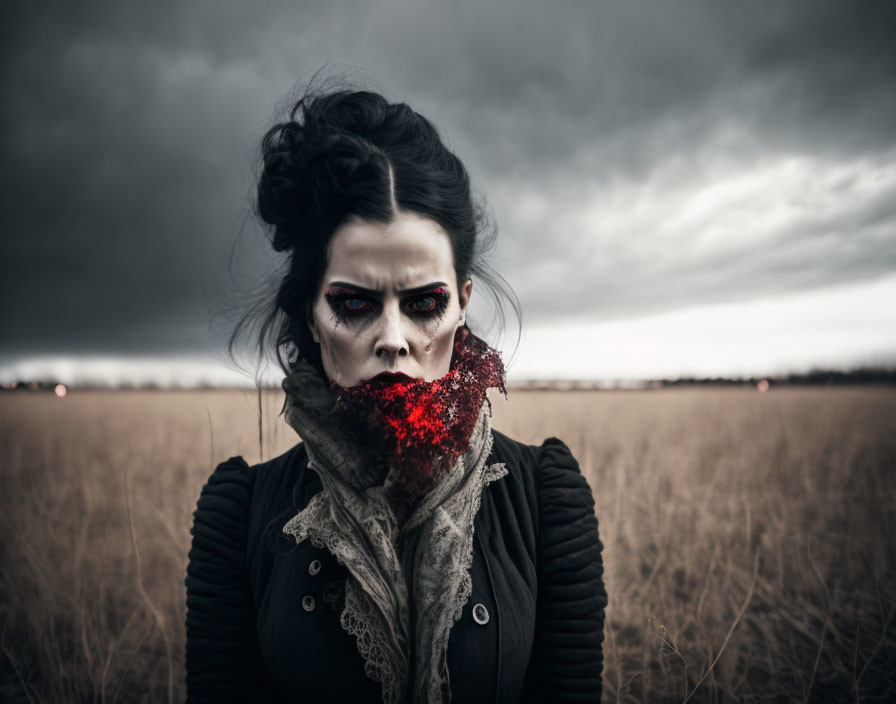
[324,285,451,324]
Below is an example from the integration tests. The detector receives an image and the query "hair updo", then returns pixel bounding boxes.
[235,84,518,377]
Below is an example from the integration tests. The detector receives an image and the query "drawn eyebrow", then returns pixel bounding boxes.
[326,281,449,296]
[398,282,449,296]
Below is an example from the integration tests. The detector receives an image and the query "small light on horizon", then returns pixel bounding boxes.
[757,379,770,393]
[54,384,67,398]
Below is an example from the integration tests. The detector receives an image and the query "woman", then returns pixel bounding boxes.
[185,86,607,703]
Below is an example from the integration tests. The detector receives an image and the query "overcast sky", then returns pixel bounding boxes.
[2,1,895,384]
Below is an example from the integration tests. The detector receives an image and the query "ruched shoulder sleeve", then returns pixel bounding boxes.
[523,438,608,703]
[185,457,266,701]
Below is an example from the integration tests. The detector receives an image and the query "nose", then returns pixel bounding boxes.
[374,305,409,359]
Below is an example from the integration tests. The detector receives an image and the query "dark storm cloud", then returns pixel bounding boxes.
[2,0,895,358]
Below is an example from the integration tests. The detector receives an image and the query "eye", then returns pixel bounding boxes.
[404,289,450,317]
[407,296,437,313]
[324,288,376,320]
[343,298,371,313]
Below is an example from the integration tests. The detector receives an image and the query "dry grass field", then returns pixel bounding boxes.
[1,386,894,702]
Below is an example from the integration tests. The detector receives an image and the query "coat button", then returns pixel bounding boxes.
[302,595,316,612]
[309,559,322,576]
[472,603,489,625]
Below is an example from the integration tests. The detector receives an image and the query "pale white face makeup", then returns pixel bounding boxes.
[309,211,472,387]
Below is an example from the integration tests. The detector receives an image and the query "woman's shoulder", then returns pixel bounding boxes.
[190,456,255,529]
[488,429,595,531]
[192,444,309,531]
[248,443,310,500]
[209,442,308,487]
[489,428,587,490]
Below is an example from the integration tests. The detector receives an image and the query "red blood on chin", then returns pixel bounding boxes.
[334,327,505,512]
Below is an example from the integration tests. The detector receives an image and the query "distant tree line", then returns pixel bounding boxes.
[659,367,896,387]
[3,367,896,391]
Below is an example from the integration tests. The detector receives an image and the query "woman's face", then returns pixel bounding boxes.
[309,211,472,387]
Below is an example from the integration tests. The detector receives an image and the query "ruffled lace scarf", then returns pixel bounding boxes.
[281,332,507,704]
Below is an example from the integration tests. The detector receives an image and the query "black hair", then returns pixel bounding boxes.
[230,79,519,378]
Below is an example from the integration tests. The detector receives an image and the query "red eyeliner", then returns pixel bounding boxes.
[324,286,355,297]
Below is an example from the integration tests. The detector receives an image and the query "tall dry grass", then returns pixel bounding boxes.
[1,387,894,702]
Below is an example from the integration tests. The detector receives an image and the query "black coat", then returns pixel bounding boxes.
[185,429,607,703]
